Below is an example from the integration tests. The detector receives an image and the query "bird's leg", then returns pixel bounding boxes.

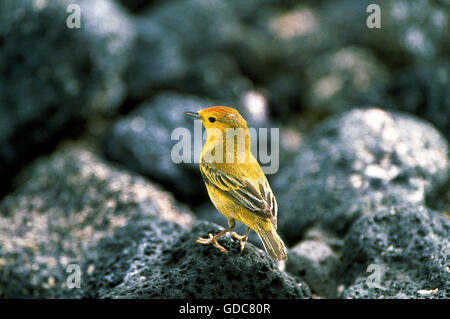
[231,227,251,253]
[196,219,236,254]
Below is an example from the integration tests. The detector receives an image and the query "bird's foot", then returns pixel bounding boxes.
[196,233,228,254]
[231,231,248,253]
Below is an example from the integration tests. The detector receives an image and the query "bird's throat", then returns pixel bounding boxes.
[202,130,254,165]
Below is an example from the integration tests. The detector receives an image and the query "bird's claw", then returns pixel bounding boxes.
[196,233,228,254]
[231,231,248,253]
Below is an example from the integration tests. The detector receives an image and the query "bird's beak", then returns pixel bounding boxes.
[183,111,202,119]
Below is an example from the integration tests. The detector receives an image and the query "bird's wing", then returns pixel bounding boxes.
[200,161,278,226]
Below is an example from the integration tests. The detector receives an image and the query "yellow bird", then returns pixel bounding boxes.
[184,106,287,261]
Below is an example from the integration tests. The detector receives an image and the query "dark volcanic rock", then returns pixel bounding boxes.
[87,221,311,298]
[124,17,188,100]
[384,61,450,140]
[320,0,450,67]
[175,54,253,105]
[0,146,193,298]
[372,0,450,63]
[126,0,277,103]
[341,205,450,299]
[286,239,342,298]
[304,47,390,115]
[272,108,449,244]
[125,0,239,101]
[0,0,135,194]
[264,4,338,114]
[145,0,236,57]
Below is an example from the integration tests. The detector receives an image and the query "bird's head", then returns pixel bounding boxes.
[184,106,248,132]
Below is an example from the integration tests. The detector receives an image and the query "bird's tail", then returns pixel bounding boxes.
[255,224,287,261]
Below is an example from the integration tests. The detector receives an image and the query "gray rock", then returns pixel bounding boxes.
[272,108,449,244]
[126,20,257,107]
[147,0,279,80]
[86,221,311,298]
[302,227,345,254]
[384,61,450,140]
[320,0,450,66]
[175,54,253,106]
[126,0,277,103]
[286,240,342,298]
[0,146,194,298]
[83,216,185,298]
[0,0,135,193]
[341,205,450,299]
[264,4,338,115]
[124,17,188,100]
[373,0,450,63]
[304,46,390,115]
[145,0,236,58]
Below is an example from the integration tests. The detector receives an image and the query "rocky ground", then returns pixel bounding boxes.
[0,0,448,298]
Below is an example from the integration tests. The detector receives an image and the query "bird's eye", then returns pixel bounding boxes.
[208,117,216,123]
